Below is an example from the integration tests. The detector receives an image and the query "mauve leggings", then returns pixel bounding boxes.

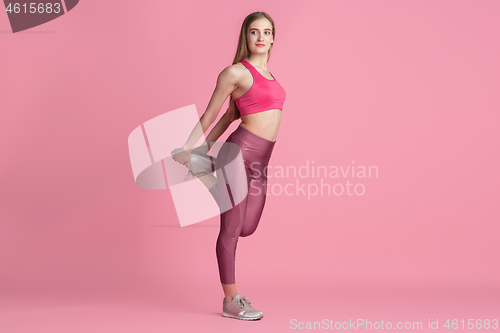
[208,124,275,285]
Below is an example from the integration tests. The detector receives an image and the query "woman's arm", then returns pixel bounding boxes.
[182,66,239,151]
[193,106,236,155]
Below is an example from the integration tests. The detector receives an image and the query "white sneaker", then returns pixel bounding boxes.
[184,151,216,180]
[222,294,263,321]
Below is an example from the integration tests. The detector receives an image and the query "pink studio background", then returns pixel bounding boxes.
[1,1,499,332]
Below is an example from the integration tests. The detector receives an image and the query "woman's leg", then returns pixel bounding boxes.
[221,283,238,302]
[240,175,268,237]
[214,147,252,299]
[213,126,274,302]
[216,182,247,286]
[215,163,269,293]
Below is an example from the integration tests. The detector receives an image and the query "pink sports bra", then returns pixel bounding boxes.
[234,59,286,116]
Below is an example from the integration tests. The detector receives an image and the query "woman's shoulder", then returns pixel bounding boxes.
[223,61,247,74]
[218,62,247,83]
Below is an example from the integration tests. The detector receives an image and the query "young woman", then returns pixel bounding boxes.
[172,12,285,321]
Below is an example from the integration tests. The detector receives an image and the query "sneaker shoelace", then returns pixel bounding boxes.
[238,296,251,308]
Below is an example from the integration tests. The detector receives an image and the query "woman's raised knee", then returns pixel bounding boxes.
[240,228,256,237]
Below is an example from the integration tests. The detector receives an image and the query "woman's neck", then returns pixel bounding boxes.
[246,55,269,70]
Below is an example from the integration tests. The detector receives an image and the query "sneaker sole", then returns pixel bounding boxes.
[222,312,263,321]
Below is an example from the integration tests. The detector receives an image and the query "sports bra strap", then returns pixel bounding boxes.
[241,59,262,78]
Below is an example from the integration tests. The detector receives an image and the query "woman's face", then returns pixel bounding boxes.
[246,18,274,55]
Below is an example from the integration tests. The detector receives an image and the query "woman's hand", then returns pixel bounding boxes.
[171,147,192,167]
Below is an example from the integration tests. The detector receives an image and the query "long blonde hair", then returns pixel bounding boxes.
[229,12,276,121]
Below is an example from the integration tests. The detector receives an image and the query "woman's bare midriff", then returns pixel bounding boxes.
[239,109,281,142]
